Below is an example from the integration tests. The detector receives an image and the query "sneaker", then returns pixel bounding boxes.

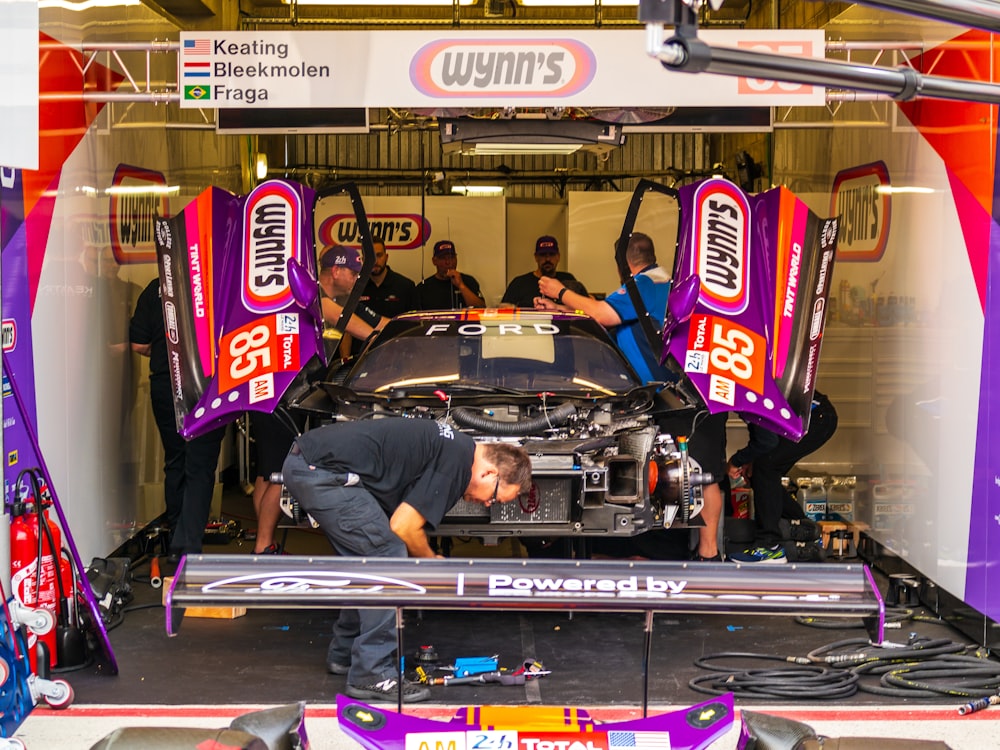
[253,543,282,555]
[346,678,431,703]
[730,545,788,564]
[327,662,350,675]
[780,518,821,542]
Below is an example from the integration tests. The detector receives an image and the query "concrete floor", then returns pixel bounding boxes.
[7,491,1000,749]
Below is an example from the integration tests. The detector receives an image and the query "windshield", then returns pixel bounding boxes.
[344,315,641,394]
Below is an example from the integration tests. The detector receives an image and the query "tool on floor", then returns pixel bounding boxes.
[150,556,162,589]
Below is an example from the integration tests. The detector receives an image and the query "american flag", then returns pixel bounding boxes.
[184,38,211,55]
[607,732,671,750]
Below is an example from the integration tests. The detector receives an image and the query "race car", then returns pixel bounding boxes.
[152,176,837,545]
[291,308,711,541]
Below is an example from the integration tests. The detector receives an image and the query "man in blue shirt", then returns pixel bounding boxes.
[536,232,725,561]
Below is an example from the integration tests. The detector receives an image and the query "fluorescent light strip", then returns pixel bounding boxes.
[285,0,474,5]
[105,185,180,195]
[39,0,140,9]
[467,144,583,155]
[875,185,935,194]
[518,0,638,5]
[452,185,505,196]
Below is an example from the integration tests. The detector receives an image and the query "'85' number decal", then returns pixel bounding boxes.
[684,313,765,405]
[218,315,300,394]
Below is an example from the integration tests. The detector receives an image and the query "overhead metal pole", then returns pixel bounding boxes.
[648,24,1000,104]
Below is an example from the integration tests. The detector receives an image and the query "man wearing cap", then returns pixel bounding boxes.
[318,244,389,341]
[501,235,588,308]
[416,240,485,310]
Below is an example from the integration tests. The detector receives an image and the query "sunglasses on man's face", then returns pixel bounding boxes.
[486,475,500,507]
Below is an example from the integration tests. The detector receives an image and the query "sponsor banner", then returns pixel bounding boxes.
[178,29,825,109]
[830,162,891,262]
[109,164,170,265]
[666,178,837,440]
[318,212,430,250]
[153,179,327,438]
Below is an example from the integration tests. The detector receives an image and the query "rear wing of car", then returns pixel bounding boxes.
[152,179,375,438]
[664,178,839,440]
[166,555,884,639]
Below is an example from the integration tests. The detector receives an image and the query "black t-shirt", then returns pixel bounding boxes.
[416,274,482,310]
[502,271,587,308]
[129,278,168,379]
[294,418,475,528]
[359,267,417,319]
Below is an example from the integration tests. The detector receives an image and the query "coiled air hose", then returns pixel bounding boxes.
[689,652,860,699]
[451,402,577,436]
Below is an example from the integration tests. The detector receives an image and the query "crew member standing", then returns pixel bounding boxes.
[282,418,532,703]
[130,278,226,560]
[343,237,416,356]
[502,235,587,308]
[416,240,485,310]
[536,232,726,562]
[726,391,838,563]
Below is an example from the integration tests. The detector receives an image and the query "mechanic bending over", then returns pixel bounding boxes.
[317,244,389,341]
[281,417,533,703]
[535,232,726,562]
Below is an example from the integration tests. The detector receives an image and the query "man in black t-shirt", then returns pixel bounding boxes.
[415,240,485,310]
[282,418,532,703]
[502,235,587,308]
[345,238,417,355]
[129,278,226,559]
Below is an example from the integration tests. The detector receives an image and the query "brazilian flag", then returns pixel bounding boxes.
[184,85,211,101]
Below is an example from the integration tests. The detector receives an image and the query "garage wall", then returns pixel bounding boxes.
[1,5,243,569]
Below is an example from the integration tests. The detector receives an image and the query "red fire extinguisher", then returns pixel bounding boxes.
[9,470,66,672]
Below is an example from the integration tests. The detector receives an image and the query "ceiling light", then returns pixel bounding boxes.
[517,0,638,5]
[875,185,935,194]
[451,185,505,196]
[462,144,583,156]
[439,118,624,157]
[255,152,268,180]
[105,184,180,195]
[39,0,140,9]
[284,0,474,5]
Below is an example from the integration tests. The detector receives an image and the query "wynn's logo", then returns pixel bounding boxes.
[691,178,751,316]
[242,180,301,314]
[410,39,596,97]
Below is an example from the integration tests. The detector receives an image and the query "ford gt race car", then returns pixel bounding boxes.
[152,177,838,544]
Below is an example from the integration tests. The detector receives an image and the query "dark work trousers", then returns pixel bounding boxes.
[281,450,406,687]
[750,394,838,547]
[149,376,226,555]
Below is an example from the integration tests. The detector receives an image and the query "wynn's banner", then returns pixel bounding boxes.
[154,179,327,438]
[664,178,838,441]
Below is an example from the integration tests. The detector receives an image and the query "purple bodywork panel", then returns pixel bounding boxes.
[664,178,839,441]
[154,179,327,438]
[337,693,735,750]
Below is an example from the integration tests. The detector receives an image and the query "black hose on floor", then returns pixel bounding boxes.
[689,652,861,699]
[690,636,999,701]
